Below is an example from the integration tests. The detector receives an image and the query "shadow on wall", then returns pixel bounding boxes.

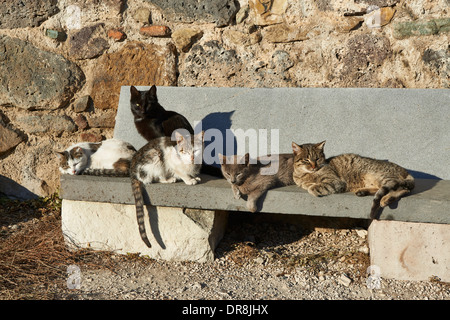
[195,111,236,167]
[0,175,39,200]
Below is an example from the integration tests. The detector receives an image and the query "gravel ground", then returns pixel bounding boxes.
[57,213,449,301]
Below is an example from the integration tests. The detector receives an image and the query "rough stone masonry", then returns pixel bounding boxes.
[0,0,449,198]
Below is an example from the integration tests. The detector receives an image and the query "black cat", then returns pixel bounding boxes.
[130,85,222,177]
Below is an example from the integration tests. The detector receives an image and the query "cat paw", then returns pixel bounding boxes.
[160,177,177,183]
[185,178,199,185]
[194,177,201,182]
[234,193,242,200]
[247,202,257,213]
[308,185,329,197]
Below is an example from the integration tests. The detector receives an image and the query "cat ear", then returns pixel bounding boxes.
[130,86,139,100]
[316,141,326,150]
[218,153,226,164]
[174,131,184,144]
[55,151,66,159]
[292,142,302,154]
[194,130,204,142]
[149,85,157,98]
[244,153,250,166]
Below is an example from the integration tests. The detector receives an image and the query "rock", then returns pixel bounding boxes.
[87,112,116,128]
[0,0,59,29]
[263,23,309,43]
[179,40,294,87]
[80,132,103,142]
[334,16,364,33]
[45,29,67,41]
[107,28,126,41]
[248,0,287,26]
[340,34,392,87]
[338,274,352,287]
[178,41,241,87]
[133,7,151,24]
[16,115,76,135]
[145,0,237,26]
[223,29,262,47]
[393,18,450,39]
[68,23,109,60]
[73,95,93,113]
[422,48,450,87]
[236,5,249,24]
[355,228,368,238]
[74,114,89,130]
[140,25,171,37]
[0,35,85,110]
[172,28,203,52]
[91,42,177,110]
[364,7,395,29]
[0,121,23,154]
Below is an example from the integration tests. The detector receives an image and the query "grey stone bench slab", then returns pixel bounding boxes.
[61,175,450,224]
[60,86,450,280]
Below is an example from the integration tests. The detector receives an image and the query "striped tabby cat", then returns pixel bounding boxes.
[291,141,414,219]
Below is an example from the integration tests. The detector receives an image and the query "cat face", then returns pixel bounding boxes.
[219,153,251,186]
[57,147,88,175]
[292,141,326,173]
[174,131,204,165]
[130,85,158,119]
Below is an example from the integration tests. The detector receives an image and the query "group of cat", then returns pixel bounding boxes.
[57,85,415,248]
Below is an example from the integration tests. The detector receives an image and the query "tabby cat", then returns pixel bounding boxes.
[219,153,294,213]
[291,141,415,219]
[130,131,204,247]
[57,139,136,176]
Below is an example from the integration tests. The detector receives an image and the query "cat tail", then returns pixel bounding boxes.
[82,168,130,177]
[370,174,415,219]
[131,177,152,248]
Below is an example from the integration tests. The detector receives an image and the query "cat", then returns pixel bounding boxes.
[291,140,415,219]
[130,85,194,141]
[130,84,222,178]
[57,139,136,176]
[219,153,295,213]
[130,131,204,248]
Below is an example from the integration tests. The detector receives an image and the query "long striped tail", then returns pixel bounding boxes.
[370,174,415,219]
[131,177,151,248]
[82,168,130,177]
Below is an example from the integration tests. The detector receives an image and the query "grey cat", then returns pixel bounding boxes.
[219,153,295,213]
[130,131,204,248]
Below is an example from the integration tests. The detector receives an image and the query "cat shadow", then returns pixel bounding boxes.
[141,188,166,250]
[194,111,237,168]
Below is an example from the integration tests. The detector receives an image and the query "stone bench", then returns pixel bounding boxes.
[60,87,450,281]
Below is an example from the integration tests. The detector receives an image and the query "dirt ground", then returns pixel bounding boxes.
[0,193,449,301]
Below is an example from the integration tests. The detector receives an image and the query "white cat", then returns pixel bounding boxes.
[130,131,204,247]
[56,139,136,175]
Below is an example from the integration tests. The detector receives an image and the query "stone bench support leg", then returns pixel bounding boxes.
[61,200,228,262]
[368,220,450,282]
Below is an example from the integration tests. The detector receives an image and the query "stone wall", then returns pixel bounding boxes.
[0,0,448,198]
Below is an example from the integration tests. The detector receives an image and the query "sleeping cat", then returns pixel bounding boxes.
[130,131,204,248]
[57,139,136,176]
[130,85,194,141]
[291,141,415,219]
[219,153,294,213]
